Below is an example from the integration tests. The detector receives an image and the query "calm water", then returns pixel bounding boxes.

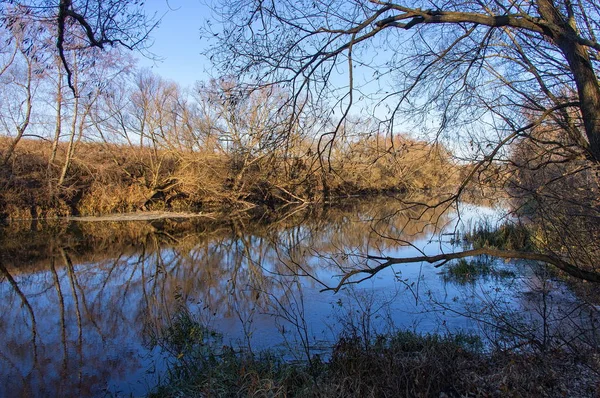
[0,197,594,396]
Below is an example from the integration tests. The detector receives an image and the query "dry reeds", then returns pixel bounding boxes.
[0,136,459,220]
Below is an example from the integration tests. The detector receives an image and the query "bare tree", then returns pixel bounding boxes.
[204,0,600,283]
[205,0,599,157]
[1,0,158,92]
[93,70,205,210]
[0,14,43,166]
[194,79,302,204]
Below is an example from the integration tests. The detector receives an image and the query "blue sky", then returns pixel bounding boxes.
[131,1,442,140]
[135,1,386,100]
[137,0,214,87]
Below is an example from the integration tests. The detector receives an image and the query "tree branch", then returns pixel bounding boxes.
[375,10,546,34]
[325,247,600,293]
[374,8,600,52]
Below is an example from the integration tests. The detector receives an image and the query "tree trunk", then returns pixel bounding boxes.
[557,41,600,161]
[537,0,600,161]
[49,64,63,166]
[58,94,78,186]
[58,53,78,187]
[1,52,33,167]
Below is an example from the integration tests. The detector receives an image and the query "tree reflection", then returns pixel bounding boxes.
[0,197,452,396]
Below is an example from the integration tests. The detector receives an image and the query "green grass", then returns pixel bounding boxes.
[146,302,316,397]
[463,222,534,251]
[442,258,516,284]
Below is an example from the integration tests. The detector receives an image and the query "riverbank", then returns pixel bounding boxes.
[148,307,599,397]
[0,137,459,221]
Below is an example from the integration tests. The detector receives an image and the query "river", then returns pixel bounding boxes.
[0,197,595,396]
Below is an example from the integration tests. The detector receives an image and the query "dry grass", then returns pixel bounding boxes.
[147,307,600,398]
[0,137,460,220]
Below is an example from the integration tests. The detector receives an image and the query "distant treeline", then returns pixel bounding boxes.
[0,46,461,220]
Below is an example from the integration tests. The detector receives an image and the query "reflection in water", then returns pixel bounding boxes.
[0,198,595,396]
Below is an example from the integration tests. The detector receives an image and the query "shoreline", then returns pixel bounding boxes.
[68,211,217,222]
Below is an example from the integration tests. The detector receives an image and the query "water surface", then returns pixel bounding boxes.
[0,197,593,396]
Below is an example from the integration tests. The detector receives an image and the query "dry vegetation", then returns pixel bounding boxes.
[501,122,600,281]
[0,134,460,221]
[147,305,599,398]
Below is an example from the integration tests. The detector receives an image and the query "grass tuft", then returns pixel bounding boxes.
[463,222,534,251]
[146,305,599,397]
[442,258,516,284]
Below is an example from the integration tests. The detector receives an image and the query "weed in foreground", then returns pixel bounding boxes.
[146,302,599,397]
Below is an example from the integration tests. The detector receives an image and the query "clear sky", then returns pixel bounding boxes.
[131,1,430,139]
[137,0,214,88]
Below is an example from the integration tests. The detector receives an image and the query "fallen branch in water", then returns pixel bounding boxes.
[323,247,600,293]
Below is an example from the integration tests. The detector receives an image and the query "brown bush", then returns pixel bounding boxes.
[0,136,460,220]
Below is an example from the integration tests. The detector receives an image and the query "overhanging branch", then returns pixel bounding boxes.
[324,247,600,292]
[374,8,600,53]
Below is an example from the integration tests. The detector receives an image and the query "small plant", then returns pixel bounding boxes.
[147,302,317,397]
[463,221,534,251]
[310,330,486,397]
[442,258,515,284]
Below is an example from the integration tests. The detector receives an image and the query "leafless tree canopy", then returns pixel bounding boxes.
[204,0,600,284]
[204,0,600,161]
[1,0,157,92]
